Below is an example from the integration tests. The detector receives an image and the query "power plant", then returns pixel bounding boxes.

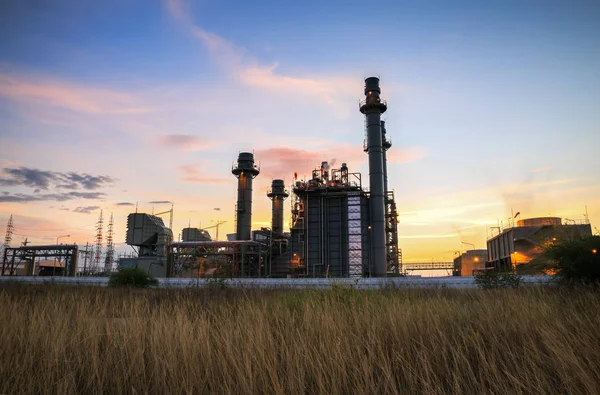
[3,76,592,280]
[118,76,402,278]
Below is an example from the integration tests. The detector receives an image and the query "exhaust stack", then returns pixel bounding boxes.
[360,77,388,276]
[267,179,289,236]
[232,152,260,240]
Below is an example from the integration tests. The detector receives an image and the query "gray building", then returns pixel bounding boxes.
[453,249,488,276]
[486,216,592,270]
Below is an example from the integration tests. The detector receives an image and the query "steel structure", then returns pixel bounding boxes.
[94,210,103,273]
[1,215,14,260]
[104,212,115,273]
[167,240,267,277]
[403,262,454,271]
[287,162,370,277]
[126,213,173,257]
[2,244,78,276]
[232,152,260,240]
[267,179,289,236]
[360,77,388,276]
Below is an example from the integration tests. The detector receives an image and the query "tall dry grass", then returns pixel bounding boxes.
[1,284,599,394]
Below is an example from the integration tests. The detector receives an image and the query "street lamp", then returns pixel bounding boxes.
[461,241,475,250]
[56,235,70,245]
[55,235,70,277]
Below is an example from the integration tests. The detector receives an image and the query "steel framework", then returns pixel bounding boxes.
[1,244,78,276]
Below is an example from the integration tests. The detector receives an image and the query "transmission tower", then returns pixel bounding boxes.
[1,215,14,259]
[94,210,103,273]
[104,213,115,273]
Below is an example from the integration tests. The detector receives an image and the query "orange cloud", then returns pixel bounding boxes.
[0,72,152,115]
[177,164,230,185]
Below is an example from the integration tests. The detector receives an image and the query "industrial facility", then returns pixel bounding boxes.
[120,77,402,278]
[486,216,592,271]
[3,76,595,280]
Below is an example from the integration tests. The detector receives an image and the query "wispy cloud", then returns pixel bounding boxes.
[115,202,134,206]
[0,167,115,190]
[177,164,230,185]
[73,206,100,214]
[530,167,550,173]
[156,134,215,151]
[0,191,106,203]
[148,200,172,204]
[164,0,357,110]
[0,71,152,115]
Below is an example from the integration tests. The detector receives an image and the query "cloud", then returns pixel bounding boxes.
[73,206,100,214]
[0,167,115,191]
[0,71,152,115]
[386,147,428,164]
[530,167,550,173]
[164,0,356,108]
[148,200,172,204]
[115,202,134,206]
[156,134,214,151]
[0,191,106,203]
[177,164,230,185]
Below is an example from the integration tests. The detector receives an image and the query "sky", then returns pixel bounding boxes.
[1,0,599,263]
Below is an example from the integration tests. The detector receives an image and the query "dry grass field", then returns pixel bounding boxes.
[1,284,599,394]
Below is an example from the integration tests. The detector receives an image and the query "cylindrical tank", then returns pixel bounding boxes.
[267,179,289,235]
[517,217,561,227]
[232,152,260,240]
[360,77,388,276]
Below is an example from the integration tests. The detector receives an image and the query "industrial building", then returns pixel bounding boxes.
[453,249,488,276]
[119,77,402,278]
[486,216,592,270]
[1,77,402,279]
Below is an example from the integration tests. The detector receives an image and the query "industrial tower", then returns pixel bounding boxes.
[232,152,260,240]
[267,179,289,236]
[104,212,114,273]
[360,77,388,276]
[94,210,103,273]
[1,215,14,259]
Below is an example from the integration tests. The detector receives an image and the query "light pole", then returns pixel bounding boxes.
[461,241,475,250]
[55,235,70,276]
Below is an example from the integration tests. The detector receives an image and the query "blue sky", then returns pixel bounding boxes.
[1,0,599,262]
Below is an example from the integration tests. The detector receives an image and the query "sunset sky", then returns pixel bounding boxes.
[1,0,599,263]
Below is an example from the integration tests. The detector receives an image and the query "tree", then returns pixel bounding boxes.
[544,235,600,285]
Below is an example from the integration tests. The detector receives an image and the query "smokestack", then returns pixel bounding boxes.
[267,179,289,235]
[360,77,388,276]
[232,152,260,240]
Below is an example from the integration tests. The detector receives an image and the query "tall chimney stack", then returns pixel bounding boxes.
[232,152,260,240]
[360,77,388,276]
[267,179,289,236]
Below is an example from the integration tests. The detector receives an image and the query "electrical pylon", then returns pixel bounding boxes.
[94,210,103,273]
[104,213,114,273]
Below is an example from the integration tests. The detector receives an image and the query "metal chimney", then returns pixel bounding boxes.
[232,152,260,240]
[360,77,388,276]
[267,179,289,235]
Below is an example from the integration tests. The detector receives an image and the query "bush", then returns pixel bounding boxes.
[108,268,159,288]
[474,270,522,289]
[545,235,600,286]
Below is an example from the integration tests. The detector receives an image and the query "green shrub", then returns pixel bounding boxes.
[545,235,600,286]
[474,270,522,289]
[108,268,159,288]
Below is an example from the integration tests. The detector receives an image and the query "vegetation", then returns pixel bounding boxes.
[474,269,522,289]
[1,285,600,394]
[108,268,159,288]
[545,235,600,286]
